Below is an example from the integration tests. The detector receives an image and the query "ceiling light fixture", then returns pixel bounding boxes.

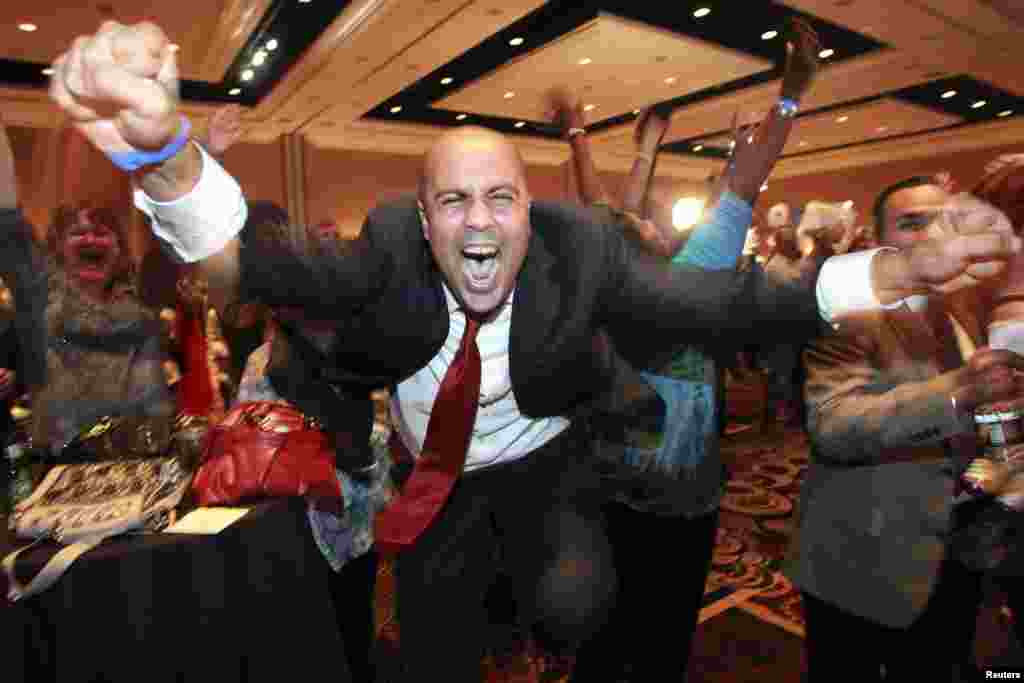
[251,50,267,66]
[440,77,454,85]
[836,115,849,123]
[514,121,525,128]
[229,88,241,95]
[298,0,312,4]
[578,57,592,65]
[664,76,677,84]
[762,30,778,40]
[673,197,706,231]
[818,48,835,59]
[972,100,987,109]
[503,91,515,99]
[241,69,254,81]
[266,39,278,51]
[456,113,468,120]
[761,183,769,192]
[42,67,54,76]
[389,105,402,113]
[876,126,888,133]
[693,144,704,152]
[693,8,711,18]
[509,37,524,46]
[798,141,808,147]
[941,90,957,99]
[17,22,37,32]
[998,110,1014,117]
[633,109,641,115]
[583,104,596,111]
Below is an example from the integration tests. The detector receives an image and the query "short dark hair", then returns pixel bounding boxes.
[872,176,939,240]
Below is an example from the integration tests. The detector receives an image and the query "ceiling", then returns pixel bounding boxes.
[1,0,1023,182]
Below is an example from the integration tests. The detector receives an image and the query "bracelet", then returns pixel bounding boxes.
[106,116,192,172]
[776,97,800,120]
[567,127,586,139]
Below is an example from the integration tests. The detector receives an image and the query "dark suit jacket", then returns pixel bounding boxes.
[785,292,984,628]
[238,197,824,459]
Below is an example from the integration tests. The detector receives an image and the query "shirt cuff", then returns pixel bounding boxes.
[816,247,905,326]
[133,141,247,263]
[671,190,750,269]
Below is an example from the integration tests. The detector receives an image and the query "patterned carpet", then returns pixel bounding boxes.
[369,423,811,681]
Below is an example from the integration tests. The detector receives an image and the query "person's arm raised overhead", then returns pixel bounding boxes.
[49,20,247,309]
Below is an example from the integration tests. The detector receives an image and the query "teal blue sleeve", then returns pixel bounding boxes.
[671,190,751,271]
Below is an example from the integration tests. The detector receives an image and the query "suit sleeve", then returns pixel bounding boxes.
[236,204,396,317]
[0,207,49,388]
[598,204,826,362]
[803,324,973,465]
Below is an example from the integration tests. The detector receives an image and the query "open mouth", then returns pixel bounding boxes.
[461,244,500,291]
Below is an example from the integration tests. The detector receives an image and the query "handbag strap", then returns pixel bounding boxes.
[3,538,103,601]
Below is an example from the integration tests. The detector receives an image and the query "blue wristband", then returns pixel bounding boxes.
[106,117,192,172]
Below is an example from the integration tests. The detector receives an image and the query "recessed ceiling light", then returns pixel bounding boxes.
[17,23,37,32]
[41,67,54,76]
[389,105,402,113]
[819,48,835,59]
[266,39,278,51]
[876,126,888,133]
[664,76,677,84]
[762,30,778,40]
[798,141,808,147]
[632,109,641,115]
[836,115,849,123]
[941,90,957,99]
[972,100,987,109]
[298,0,312,4]
[229,88,241,95]
[583,104,596,112]
[509,37,524,46]
[456,113,468,120]
[251,50,267,66]
[503,91,515,99]
[761,183,769,192]
[168,44,180,53]
[693,8,711,18]
[514,121,525,128]
[998,109,1014,118]
[693,144,704,152]
[440,77,454,85]
[578,57,592,65]
[240,69,254,81]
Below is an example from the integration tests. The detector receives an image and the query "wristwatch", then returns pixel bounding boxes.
[776,97,800,119]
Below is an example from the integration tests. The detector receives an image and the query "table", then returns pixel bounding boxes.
[2,498,351,683]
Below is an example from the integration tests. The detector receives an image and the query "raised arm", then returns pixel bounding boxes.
[547,87,610,207]
[49,21,247,313]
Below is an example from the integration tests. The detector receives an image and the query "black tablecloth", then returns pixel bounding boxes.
[2,498,350,683]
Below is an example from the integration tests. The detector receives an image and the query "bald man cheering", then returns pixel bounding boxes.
[50,20,1020,681]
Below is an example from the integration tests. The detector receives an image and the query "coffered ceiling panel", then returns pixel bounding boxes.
[434,13,771,124]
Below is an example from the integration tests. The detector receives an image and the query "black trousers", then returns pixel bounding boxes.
[570,503,719,682]
[802,555,983,682]
[327,550,379,683]
[395,431,616,682]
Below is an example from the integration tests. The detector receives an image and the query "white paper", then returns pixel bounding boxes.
[164,507,251,534]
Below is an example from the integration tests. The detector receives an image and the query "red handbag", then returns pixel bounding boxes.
[192,401,342,506]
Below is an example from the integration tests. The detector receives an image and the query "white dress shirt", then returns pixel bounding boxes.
[390,286,570,472]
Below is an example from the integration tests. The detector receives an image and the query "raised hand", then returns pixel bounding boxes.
[49,21,182,156]
[633,102,674,153]
[545,86,585,134]
[874,195,1021,301]
[780,17,821,102]
[201,104,244,157]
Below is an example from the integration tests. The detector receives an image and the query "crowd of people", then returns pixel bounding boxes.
[3,14,1024,683]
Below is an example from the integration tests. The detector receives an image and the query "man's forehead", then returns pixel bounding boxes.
[887,184,948,213]
[425,129,525,186]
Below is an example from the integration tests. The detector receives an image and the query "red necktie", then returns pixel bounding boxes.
[375,316,482,554]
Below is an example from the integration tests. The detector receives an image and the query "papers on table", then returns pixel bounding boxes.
[164,507,251,534]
